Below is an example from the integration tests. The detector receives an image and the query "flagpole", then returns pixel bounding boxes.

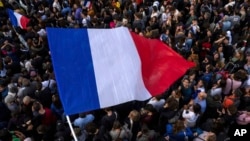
[11,26,29,52]
[66,115,78,141]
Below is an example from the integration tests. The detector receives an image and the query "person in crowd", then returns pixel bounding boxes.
[109,120,131,141]
[101,107,119,131]
[182,103,202,128]
[147,95,165,112]
[73,112,95,130]
[85,122,112,141]
[164,120,193,141]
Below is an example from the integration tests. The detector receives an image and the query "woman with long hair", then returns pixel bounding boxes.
[164,120,193,141]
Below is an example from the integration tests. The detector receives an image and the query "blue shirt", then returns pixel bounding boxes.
[194,96,207,113]
[73,114,95,129]
[165,123,193,141]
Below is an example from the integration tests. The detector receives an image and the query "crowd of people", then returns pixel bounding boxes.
[0,0,250,140]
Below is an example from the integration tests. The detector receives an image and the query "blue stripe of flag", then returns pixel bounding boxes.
[7,9,18,27]
[46,28,100,115]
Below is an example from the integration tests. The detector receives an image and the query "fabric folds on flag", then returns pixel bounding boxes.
[7,9,30,29]
[46,27,195,115]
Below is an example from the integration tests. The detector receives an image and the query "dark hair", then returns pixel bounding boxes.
[212,94,221,101]
[234,88,242,97]
[79,112,86,118]
[52,94,62,109]
[219,78,227,88]
[193,103,201,114]
[36,82,43,90]
[144,104,156,113]
[85,122,97,134]
[43,73,50,81]
[37,124,47,134]
[33,101,41,112]
[112,120,122,129]
[166,97,179,110]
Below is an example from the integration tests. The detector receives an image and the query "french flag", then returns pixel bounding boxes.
[83,0,92,8]
[7,9,30,29]
[46,27,194,115]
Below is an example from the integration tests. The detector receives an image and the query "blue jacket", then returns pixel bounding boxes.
[165,124,193,141]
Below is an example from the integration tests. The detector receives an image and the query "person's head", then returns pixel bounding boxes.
[233,88,242,97]
[104,107,112,113]
[35,82,43,91]
[207,29,212,36]
[73,3,80,9]
[197,79,204,87]
[188,70,196,80]
[85,122,98,135]
[205,64,213,72]
[141,124,149,134]
[213,94,222,102]
[171,89,182,98]
[211,118,225,133]
[32,101,42,112]
[21,78,30,87]
[43,73,50,81]
[173,120,185,134]
[143,104,156,114]
[0,79,7,92]
[23,96,32,106]
[79,112,86,118]
[234,69,248,81]
[192,18,198,25]
[227,105,238,115]
[193,103,201,114]
[215,61,225,70]
[73,127,82,137]
[37,124,47,134]
[112,120,122,130]
[128,110,140,122]
[166,97,179,110]
[134,12,142,19]
[198,92,207,100]
[52,94,62,108]
[182,78,190,88]
[154,95,163,101]
[4,56,12,64]
[213,51,220,60]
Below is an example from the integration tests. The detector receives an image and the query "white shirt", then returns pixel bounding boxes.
[182,109,199,128]
[147,98,165,111]
[37,29,47,37]
[53,1,61,11]
[210,87,222,96]
[224,1,235,9]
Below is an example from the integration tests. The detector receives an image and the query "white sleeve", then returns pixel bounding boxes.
[182,110,193,119]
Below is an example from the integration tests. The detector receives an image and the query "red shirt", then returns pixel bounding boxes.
[41,108,57,126]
